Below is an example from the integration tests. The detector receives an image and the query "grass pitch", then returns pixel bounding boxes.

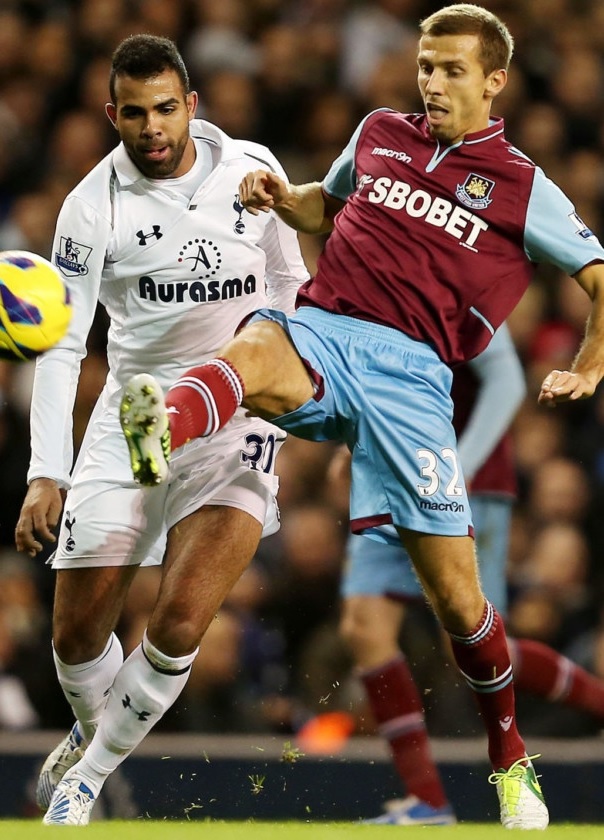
[1,821,602,839]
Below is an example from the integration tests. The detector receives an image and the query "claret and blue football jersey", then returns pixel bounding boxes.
[297,109,604,365]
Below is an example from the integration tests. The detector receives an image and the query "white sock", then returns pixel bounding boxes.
[73,631,198,796]
[53,632,124,743]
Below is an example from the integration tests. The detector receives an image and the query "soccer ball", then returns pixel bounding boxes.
[0,250,72,361]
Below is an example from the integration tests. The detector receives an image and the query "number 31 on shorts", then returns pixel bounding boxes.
[240,432,277,473]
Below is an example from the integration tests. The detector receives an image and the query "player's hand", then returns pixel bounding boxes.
[239,169,289,215]
[15,478,64,557]
[538,368,597,407]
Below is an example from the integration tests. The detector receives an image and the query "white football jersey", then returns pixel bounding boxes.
[28,120,309,487]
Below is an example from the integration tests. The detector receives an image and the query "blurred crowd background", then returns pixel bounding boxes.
[2,0,604,744]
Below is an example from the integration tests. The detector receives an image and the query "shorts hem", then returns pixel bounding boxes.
[351,515,473,538]
[50,554,161,569]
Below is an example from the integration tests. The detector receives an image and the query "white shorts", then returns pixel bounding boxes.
[51,397,285,569]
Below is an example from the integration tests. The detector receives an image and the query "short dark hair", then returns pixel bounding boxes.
[420,3,514,74]
[109,34,190,103]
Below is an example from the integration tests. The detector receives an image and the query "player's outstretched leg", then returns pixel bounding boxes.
[120,373,170,485]
[36,723,86,810]
[489,755,549,830]
[43,770,95,826]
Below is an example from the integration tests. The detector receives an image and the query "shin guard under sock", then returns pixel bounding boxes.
[74,632,198,795]
[449,601,525,770]
[166,358,244,449]
[53,632,124,744]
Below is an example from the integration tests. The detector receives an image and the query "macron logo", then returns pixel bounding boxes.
[372,146,412,163]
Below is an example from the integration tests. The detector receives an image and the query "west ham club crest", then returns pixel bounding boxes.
[455,173,495,210]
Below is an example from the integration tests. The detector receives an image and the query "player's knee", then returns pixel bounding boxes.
[225,321,280,379]
[339,605,377,655]
[428,585,486,635]
[52,621,111,665]
[340,610,403,671]
[339,610,360,651]
[229,321,313,413]
[147,617,201,658]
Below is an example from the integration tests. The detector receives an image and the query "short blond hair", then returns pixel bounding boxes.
[420,3,514,73]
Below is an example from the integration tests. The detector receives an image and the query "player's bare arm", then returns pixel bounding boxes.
[15,477,64,557]
[539,262,604,406]
[239,170,339,234]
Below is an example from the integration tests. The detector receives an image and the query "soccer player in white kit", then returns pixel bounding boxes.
[14,34,309,825]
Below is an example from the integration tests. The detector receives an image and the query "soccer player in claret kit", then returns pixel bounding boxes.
[121,4,604,829]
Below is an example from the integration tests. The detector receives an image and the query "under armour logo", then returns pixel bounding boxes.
[136,225,163,245]
[122,693,151,722]
[499,715,513,731]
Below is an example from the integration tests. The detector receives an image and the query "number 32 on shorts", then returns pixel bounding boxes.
[416,447,463,497]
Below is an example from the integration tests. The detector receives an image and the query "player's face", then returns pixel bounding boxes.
[417,34,506,145]
[106,70,198,179]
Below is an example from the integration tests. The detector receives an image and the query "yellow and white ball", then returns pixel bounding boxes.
[0,250,72,361]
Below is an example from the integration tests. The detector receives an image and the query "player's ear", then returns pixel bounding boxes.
[485,68,507,101]
[105,103,118,129]
[186,91,198,120]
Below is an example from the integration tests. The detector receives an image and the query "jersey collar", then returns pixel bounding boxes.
[462,117,505,145]
[420,115,505,146]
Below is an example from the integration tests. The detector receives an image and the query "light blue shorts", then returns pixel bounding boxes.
[340,495,512,615]
[248,306,472,537]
